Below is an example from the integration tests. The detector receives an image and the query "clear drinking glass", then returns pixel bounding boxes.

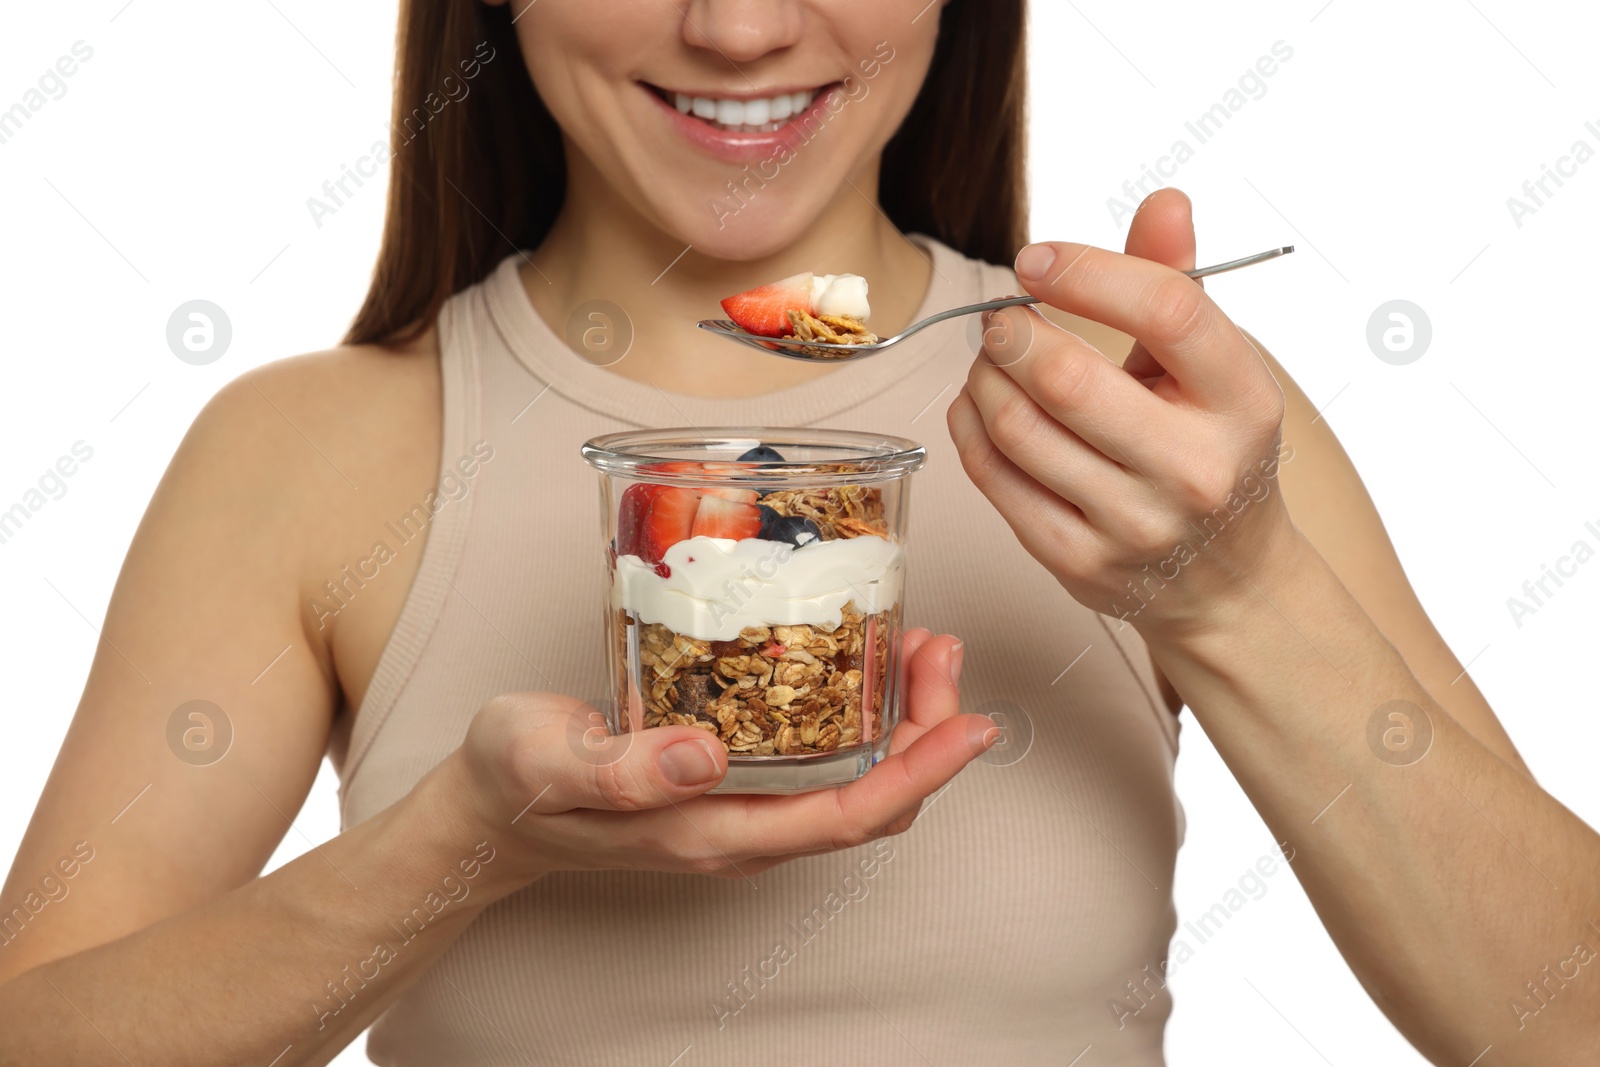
[580,428,926,794]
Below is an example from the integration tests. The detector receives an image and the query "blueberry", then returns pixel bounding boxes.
[737,444,786,464]
[757,505,783,539]
[758,507,822,547]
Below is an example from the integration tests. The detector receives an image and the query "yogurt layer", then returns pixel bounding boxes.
[614,534,903,641]
[810,274,871,321]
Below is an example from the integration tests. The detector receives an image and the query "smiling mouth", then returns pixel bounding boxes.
[642,82,838,134]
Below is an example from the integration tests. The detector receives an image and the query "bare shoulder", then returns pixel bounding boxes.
[189,332,445,704]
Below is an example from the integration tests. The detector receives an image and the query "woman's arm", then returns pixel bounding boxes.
[0,347,450,1060]
[0,754,523,1066]
[949,189,1600,1064]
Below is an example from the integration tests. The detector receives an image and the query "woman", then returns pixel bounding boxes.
[2,1,1596,1064]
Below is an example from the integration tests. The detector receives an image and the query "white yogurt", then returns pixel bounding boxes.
[614,534,902,641]
[810,273,871,321]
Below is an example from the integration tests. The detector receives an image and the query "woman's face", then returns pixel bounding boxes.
[503,0,944,261]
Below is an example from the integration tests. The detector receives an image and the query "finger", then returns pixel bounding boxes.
[550,711,998,864]
[974,306,1171,474]
[1125,187,1197,273]
[1124,189,1197,380]
[948,386,1100,558]
[511,697,728,813]
[965,353,1144,518]
[888,631,964,755]
[1011,241,1272,414]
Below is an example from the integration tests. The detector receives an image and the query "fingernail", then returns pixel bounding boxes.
[949,641,965,685]
[1014,243,1057,281]
[660,739,721,787]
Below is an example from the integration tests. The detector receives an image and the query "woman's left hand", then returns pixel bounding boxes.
[948,189,1301,639]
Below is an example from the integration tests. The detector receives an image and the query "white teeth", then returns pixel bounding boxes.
[669,88,821,130]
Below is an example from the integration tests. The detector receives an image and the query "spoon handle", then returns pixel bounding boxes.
[903,295,1041,337]
[1186,245,1295,279]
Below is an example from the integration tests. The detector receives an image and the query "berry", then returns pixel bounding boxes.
[617,483,666,556]
[720,272,815,337]
[737,444,786,464]
[636,487,701,575]
[690,494,762,541]
[637,461,755,503]
[757,506,822,547]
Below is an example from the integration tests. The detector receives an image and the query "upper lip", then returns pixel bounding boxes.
[642,81,837,101]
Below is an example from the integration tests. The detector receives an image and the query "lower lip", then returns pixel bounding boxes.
[645,84,842,164]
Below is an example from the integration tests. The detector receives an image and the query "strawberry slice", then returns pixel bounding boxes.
[636,487,702,575]
[617,482,666,556]
[690,494,762,541]
[633,461,756,503]
[721,272,815,337]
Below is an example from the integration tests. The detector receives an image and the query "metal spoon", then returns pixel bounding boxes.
[697,245,1295,363]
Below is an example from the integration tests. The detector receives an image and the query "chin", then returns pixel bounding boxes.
[651,194,838,263]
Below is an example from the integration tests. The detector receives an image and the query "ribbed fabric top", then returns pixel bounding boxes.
[336,238,1184,1065]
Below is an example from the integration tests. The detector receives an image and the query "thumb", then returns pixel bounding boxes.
[498,696,729,815]
[1123,187,1197,380]
[1125,187,1196,272]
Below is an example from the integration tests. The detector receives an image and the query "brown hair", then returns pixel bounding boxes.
[345,1,1028,347]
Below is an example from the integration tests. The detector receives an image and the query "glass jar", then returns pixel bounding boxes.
[580,428,926,794]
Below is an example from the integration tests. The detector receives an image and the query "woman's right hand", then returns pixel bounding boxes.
[442,629,995,882]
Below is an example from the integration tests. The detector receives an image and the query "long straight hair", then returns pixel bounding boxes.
[345,1,1028,347]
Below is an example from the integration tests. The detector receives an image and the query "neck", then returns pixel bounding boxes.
[521,148,932,398]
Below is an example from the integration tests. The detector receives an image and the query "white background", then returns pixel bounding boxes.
[2,1,1596,1063]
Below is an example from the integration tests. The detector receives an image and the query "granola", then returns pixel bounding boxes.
[634,605,892,756]
[782,308,878,358]
[758,483,888,540]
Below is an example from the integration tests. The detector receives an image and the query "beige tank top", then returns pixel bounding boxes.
[337,237,1184,1065]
